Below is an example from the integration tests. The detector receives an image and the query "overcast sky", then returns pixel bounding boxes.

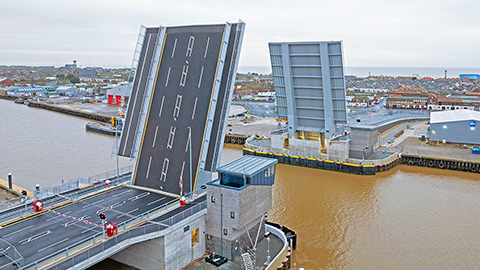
[2,0,479,70]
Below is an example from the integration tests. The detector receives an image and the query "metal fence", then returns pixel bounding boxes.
[0,238,23,268]
[0,166,134,226]
[23,199,207,270]
[35,165,134,199]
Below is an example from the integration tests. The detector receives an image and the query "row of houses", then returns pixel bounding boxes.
[385,86,480,111]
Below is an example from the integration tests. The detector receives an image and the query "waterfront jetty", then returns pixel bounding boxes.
[28,101,111,122]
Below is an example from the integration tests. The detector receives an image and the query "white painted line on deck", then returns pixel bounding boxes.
[185,131,191,152]
[2,225,33,238]
[19,230,52,245]
[171,38,177,58]
[204,37,210,58]
[146,156,153,179]
[192,97,198,120]
[152,126,159,147]
[147,197,166,206]
[159,95,165,117]
[116,208,139,219]
[38,238,70,253]
[198,66,204,88]
[165,67,171,87]
[128,192,150,201]
[112,189,133,197]
[186,36,195,57]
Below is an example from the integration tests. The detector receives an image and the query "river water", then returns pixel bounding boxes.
[2,99,480,269]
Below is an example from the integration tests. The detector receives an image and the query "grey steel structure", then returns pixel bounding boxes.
[268,41,348,141]
[429,110,480,144]
[121,21,245,195]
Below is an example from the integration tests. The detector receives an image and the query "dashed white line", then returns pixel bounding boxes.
[128,192,150,201]
[171,38,177,58]
[204,37,210,58]
[159,96,165,117]
[116,208,139,219]
[198,66,204,88]
[165,67,171,87]
[38,238,69,253]
[147,197,166,206]
[192,97,198,120]
[152,126,159,147]
[2,225,33,238]
[146,157,153,179]
[185,131,191,152]
[19,230,52,245]
[112,189,133,197]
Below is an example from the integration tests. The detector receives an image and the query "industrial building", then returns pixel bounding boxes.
[106,83,131,105]
[6,86,47,97]
[429,110,480,144]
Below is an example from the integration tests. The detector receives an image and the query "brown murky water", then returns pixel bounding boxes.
[2,99,480,269]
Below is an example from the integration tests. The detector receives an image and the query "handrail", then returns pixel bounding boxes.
[0,238,24,268]
[22,195,207,270]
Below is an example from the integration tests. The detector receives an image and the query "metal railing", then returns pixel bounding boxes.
[34,165,134,199]
[0,166,134,225]
[0,238,23,268]
[23,199,207,270]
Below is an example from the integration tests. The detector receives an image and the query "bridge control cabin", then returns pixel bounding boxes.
[205,156,277,260]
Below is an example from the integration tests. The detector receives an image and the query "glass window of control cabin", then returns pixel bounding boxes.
[211,196,215,203]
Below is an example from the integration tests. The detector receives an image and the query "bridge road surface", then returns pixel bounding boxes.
[132,24,226,195]
[0,186,175,269]
[119,28,159,158]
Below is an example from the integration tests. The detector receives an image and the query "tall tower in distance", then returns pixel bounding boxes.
[268,41,348,154]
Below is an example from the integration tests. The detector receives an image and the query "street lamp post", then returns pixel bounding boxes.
[188,127,192,198]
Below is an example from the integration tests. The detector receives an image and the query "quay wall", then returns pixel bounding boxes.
[401,154,480,173]
[243,147,480,175]
[28,101,111,122]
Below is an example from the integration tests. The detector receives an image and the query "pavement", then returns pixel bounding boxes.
[227,117,280,137]
[376,122,480,162]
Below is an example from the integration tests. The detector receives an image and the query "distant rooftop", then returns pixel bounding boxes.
[216,155,277,178]
[431,109,480,124]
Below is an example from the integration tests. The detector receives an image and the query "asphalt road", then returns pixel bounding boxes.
[0,186,175,269]
[119,28,159,158]
[133,24,226,195]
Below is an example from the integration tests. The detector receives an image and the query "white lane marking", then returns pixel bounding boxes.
[185,131,191,152]
[116,208,139,219]
[167,126,176,149]
[186,36,195,57]
[83,198,104,208]
[128,192,150,201]
[192,97,198,120]
[173,95,182,121]
[19,230,52,245]
[122,34,152,154]
[147,197,165,206]
[146,157,153,179]
[171,38,177,58]
[2,225,33,238]
[179,65,189,86]
[152,126,159,147]
[165,67,171,87]
[64,215,90,227]
[0,257,22,269]
[198,66,204,88]
[159,95,165,117]
[38,238,70,253]
[112,189,133,197]
[160,158,170,182]
[204,37,210,58]
[181,161,185,178]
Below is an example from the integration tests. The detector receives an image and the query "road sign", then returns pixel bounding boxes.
[98,212,106,221]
